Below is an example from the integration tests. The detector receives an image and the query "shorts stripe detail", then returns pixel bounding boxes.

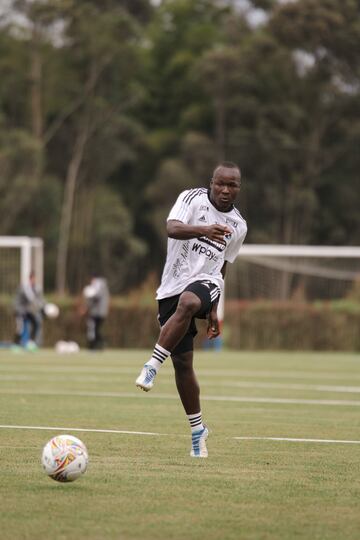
[210,286,221,302]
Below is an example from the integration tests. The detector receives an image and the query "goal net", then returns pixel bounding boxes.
[226,245,360,301]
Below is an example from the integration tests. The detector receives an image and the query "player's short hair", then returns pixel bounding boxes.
[212,161,241,179]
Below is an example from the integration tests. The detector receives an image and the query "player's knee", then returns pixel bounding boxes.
[176,292,200,319]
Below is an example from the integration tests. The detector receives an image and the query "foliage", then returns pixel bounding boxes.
[0,0,359,294]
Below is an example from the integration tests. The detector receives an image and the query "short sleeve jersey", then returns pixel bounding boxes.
[156,188,247,300]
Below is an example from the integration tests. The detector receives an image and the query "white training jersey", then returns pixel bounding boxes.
[156,188,247,300]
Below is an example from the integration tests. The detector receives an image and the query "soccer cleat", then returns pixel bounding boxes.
[190,426,209,458]
[26,340,38,352]
[135,364,157,392]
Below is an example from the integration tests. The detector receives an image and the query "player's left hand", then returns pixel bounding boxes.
[207,312,220,339]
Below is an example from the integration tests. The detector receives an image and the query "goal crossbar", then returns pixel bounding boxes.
[238,245,360,258]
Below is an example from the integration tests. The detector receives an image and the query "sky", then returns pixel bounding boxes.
[0,0,295,30]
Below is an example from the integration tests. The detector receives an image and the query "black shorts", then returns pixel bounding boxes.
[158,280,221,355]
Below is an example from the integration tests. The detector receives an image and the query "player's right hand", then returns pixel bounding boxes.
[205,224,232,244]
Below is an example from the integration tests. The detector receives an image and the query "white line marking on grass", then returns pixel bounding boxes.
[1,426,359,446]
[234,437,360,445]
[0,425,165,436]
[1,365,360,381]
[198,370,360,381]
[202,381,360,394]
[202,396,360,406]
[3,376,360,394]
[0,389,360,406]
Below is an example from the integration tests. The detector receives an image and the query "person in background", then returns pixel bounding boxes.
[82,273,110,350]
[13,270,45,351]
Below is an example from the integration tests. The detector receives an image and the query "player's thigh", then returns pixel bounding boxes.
[183,280,220,318]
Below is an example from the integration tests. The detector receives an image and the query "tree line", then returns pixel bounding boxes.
[0,0,359,295]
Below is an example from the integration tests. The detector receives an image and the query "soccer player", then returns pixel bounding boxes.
[82,273,110,350]
[13,270,45,350]
[135,161,247,458]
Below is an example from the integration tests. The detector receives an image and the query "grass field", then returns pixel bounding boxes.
[0,349,359,540]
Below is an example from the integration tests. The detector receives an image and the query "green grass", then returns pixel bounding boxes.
[0,349,359,540]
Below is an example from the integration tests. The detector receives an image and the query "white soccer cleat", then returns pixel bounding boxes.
[26,340,38,352]
[190,426,209,458]
[135,364,157,392]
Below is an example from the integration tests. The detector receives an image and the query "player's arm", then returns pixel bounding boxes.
[167,220,231,245]
[207,302,220,339]
[207,262,227,339]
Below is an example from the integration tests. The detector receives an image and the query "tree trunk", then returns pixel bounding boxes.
[56,117,90,295]
[215,92,226,162]
[30,27,43,141]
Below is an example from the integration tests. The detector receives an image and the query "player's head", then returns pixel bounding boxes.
[29,270,36,284]
[209,161,241,211]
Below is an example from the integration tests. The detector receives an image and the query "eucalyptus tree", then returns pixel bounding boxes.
[269,0,360,246]
[1,0,152,293]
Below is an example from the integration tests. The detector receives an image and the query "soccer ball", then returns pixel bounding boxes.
[41,434,88,482]
[83,285,97,299]
[55,340,80,354]
[44,302,60,319]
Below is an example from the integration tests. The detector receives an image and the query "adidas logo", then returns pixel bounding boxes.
[199,215,207,222]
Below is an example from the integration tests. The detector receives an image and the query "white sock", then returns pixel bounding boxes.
[187,412,204,433]
[146,343,171,372]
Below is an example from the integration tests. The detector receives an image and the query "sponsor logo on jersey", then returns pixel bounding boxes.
[225,217,238,228]
[200,205,209,211]
[198,215,207,222]
[198,236,226,252]
[192,242,219,262]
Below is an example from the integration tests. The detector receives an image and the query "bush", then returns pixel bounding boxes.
[225,301,360,351]
[0,299,359,350]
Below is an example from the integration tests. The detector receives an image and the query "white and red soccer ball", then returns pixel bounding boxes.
[41,434,88,482]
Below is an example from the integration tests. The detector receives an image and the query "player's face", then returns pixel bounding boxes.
[210,167,241,211]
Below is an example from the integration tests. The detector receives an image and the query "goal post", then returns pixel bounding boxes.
[226,244,360,302]
[0,236,44,295]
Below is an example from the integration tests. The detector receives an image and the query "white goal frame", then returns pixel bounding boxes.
[238,244,360,259]
[0,236,44,291]
[218,244,360,320]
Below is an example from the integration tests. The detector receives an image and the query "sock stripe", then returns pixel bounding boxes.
[155,343,171,356]
[188,412,203,431]
[153,345,169,364]
[152,351,166,363]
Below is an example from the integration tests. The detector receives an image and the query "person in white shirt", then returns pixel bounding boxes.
[82,274,110,350]
[136,161,247,457]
